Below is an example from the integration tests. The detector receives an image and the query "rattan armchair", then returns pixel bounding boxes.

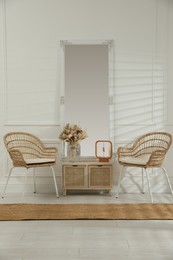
[116,132,173,203]
[2,132,59,198]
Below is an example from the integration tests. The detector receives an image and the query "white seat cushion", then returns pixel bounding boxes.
[119,154,151,166]
[25,158,55,165]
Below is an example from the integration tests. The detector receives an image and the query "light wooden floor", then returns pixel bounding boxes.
[0,190,173,259]
[1,187,173,204]
[0,219,173,260]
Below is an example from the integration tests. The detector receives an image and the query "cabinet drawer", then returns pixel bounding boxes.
[63,165,87,188]
[88,165,112,188]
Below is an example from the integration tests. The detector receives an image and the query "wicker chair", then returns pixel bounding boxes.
[116,132,173,203]
[2,132,59,198]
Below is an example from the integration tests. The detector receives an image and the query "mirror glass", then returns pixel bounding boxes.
[62,43,112,156]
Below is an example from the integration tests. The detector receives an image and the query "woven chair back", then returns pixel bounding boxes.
[133,132,172,157]
[4,132,45,160]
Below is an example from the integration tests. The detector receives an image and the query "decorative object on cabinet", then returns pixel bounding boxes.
[66,143,81,162]
[116,132,173,203]
[2,132,59,198]
[59,123,87,162]
[62,161,112,196]
[95,140,113,162]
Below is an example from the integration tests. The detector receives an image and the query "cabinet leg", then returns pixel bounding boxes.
[63,190,67,196]
[108,190,112,196]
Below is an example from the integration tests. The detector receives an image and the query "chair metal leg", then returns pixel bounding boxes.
[116,166,125,198]
[33,168,36,193]
[144,168,153,203]
[50,166,59,198]
[2,166,15,198]
[142,168,145,193]
[161,166,173,195]
[23,168,28,197]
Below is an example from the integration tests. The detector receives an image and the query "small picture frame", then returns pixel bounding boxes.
[95,140,113,162]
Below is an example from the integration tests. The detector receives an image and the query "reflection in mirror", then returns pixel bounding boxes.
[62,42,113,156]
[61,41,112,156]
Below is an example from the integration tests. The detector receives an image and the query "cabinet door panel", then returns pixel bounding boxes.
[63,165,87,188]
[89,166,112,188]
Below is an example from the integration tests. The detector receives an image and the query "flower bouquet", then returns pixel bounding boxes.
[59,123,88,161]
[59,123,88,146]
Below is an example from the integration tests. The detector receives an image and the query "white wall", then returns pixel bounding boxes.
[0,0,173,194]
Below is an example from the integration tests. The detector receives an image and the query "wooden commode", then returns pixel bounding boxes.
[62,161,112,196]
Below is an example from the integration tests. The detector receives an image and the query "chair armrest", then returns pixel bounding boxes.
[147,149,166,166]
[8,149,27,167]
[35,139,57,154]
[44,147,57,152]
[39,147,57,158]
[117,146,134,159]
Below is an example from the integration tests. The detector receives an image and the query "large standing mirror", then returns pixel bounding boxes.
[60,40,114,157]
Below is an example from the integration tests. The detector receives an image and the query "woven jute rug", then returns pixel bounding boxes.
[1,204,173,220]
